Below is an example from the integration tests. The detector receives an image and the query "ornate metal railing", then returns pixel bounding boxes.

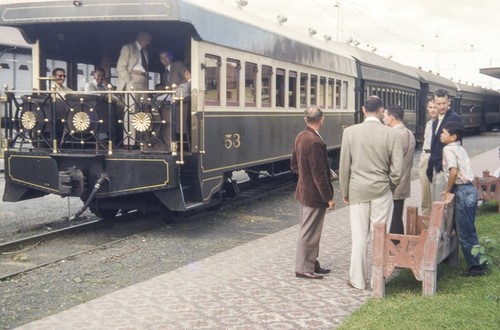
[0,85,186,157]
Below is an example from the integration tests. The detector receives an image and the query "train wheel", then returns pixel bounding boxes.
[206,192,223,211]
[89,204,118,221]
[160,206,184,223]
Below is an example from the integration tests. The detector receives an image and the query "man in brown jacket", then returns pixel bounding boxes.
[291,106,336,280]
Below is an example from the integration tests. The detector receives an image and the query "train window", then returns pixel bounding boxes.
[328,79,334,109]
[204,55,221,106]
[226,59,240,106]
[276,68,285,107]
[245,62,257,106]
[77,62,94,91]
[319,77,326,108]
[261,65,272,107]
[335,80,341,109]
[342,81,348,109]
[300,73,308,107]
[310,75,317,105]
[289,70,297,108]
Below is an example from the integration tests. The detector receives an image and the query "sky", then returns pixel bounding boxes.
[220,0,500,89]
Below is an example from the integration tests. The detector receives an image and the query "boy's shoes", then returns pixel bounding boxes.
[461,264,489,277]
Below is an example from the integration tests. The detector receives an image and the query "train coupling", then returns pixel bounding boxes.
[59,167,85,197]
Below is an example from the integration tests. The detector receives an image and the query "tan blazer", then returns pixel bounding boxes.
[339,118,403,204]
[116,41,148,91]
[392,123,415,199]
[291,126,333,208]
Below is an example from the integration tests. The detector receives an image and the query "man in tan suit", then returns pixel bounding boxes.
[383,104,415,235]
[291,106,335,280]
[116,30,152,148]
[339,96,403,290]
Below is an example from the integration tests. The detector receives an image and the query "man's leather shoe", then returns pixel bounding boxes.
[295,272,323,279]
[314,261,331,274]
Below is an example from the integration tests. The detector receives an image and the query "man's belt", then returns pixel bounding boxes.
[423,149,430,153]
[131,70,149,77]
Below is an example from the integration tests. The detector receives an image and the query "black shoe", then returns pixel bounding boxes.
[314,260,331,274]
[295,272,323,279]
[461,264,488,277]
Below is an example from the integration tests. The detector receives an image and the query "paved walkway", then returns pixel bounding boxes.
[17,147,499,329]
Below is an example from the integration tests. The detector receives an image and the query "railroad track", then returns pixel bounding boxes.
[0,174,296,281]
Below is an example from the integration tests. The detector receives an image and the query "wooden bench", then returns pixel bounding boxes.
[474,171,500,213]
[372,194,459,298]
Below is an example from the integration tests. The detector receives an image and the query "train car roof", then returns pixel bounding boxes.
[413,67,457,96]
[0,26,30,48]
[332,42,421,90]
[0,0,357,77]
[452,81,487,94]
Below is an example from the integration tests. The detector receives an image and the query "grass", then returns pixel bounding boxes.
[339,202,500,330]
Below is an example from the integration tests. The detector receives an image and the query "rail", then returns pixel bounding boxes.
[0,84,188,161]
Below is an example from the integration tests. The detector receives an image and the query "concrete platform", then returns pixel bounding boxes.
[17,147,500,329]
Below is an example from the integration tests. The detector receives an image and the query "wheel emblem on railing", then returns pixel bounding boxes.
[21,111,37,130]
[72,111,91,132]
[131,112,152,132]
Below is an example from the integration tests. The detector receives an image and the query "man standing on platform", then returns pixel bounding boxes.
[427,88,461,201]
[383,104,415,235]
[418,97,438,215]
[339,96,403,290]
[291,106,336,280]
[116,30,152,148]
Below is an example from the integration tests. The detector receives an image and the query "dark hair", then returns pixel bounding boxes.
[434,88,450,99]
[364,95,383,113]
[427,94,435,104]
[184,63,191,74]
[52,67,65,76]
[94,67,106,75]
[443,121,465,143]
[305,105,323,123]
[386,104,404,121]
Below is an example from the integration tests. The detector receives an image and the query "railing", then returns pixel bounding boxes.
[0,85,186,160]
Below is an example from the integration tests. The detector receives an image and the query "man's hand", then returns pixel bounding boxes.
[343,197,349,205]
[327,200,336,210]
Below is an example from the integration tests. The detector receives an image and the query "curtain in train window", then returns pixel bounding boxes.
[261,65,272,107]
[226,59,240,106]
[327,79,335,109]
[335,80,341,109]
[289,71,297,108]
[319,77,326,108]
[245,62,257,106]
[300,73,308,107]
[276,68,285,107]
[204,55,221,106]
[342,81,348,109]
[310,75,317,105]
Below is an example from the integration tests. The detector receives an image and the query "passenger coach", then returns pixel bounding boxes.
[0,0,357,219]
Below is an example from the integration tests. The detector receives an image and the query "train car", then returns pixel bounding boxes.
[0,27,32,92]
[340,45,421,136]
[481,88,500,131]
[0,0,357,219]
[452,82,485,132]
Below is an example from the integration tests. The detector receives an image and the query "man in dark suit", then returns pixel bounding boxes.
[427,88,462,202]
[159,50,186,88]
[290,106,335,280]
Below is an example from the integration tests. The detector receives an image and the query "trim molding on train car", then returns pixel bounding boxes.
[6,154,59,193]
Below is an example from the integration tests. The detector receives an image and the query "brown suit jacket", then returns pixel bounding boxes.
[291,126,333,208]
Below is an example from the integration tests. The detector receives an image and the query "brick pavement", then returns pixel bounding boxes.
[17,147,500,329]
